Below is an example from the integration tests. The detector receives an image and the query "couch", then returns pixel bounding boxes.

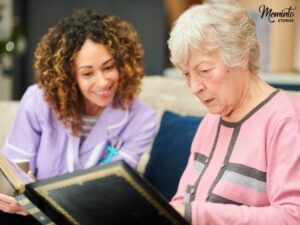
[0,75,207,200]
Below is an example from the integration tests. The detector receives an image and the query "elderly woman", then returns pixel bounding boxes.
[168,0,300,224]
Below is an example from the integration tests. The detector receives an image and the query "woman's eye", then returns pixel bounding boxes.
[103,64,116,71]
[200,69,209,74]
[182,72,189,78]
[198,68,213,76]
[82,72,92,76]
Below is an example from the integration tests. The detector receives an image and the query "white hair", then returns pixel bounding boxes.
[168,0,260,73]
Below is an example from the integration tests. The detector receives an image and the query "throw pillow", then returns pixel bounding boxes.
[144,111,202,200]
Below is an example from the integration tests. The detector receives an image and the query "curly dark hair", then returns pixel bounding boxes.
[34,9,144,135]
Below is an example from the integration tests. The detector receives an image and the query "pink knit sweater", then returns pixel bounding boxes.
[171,90,300,225]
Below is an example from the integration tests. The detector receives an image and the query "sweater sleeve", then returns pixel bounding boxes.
[189,117,300,225]
[170,152,195,205]
[170,121,203,221]
[2,85,44,171]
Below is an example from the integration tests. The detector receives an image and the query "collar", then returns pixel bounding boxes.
[78,104,129,154]
[66,104,129,172]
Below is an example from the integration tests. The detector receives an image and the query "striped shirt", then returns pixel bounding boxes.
[80,115,99,144]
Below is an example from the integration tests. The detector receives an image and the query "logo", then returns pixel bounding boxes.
[258,4,295,23]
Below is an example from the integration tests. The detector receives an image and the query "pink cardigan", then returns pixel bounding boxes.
[171,90,300,225]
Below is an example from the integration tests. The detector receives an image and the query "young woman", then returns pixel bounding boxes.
[0,9,156,216]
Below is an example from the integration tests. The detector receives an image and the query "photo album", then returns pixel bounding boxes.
[0,153,189,225]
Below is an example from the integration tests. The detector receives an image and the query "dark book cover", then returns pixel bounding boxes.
[24,160,189,225]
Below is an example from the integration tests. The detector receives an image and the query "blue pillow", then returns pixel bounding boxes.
[144,111,202,200]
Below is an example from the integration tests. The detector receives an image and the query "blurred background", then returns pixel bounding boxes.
[0,0,299,101]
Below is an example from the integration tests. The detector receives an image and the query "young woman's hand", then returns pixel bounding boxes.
[27,170,36,182]
[0,193,30,216]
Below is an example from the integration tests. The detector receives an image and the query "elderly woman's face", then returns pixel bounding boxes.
[75,39,119,115]
[179,48,248,118]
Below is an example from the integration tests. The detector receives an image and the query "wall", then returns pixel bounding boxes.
[0,0,13,100]
[13,0,168,99]
[0,74,12,100]
[239,0,297,72]
[295,0,300,72]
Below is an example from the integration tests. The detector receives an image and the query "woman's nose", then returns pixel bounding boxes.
[189,74,205,94]
[95,72,109,87]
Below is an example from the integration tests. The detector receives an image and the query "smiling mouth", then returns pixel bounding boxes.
[93,85,113,97]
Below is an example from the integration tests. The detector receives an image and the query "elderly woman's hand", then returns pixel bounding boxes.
[0,193,30,216]
[173,204,185,217]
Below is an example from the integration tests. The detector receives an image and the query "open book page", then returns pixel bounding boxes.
[0,153,33,196]
[0,154,52,224]
[16,194,55,225]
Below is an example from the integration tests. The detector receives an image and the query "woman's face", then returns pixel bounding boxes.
[179,48,248,117]
[75,39,119,115]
